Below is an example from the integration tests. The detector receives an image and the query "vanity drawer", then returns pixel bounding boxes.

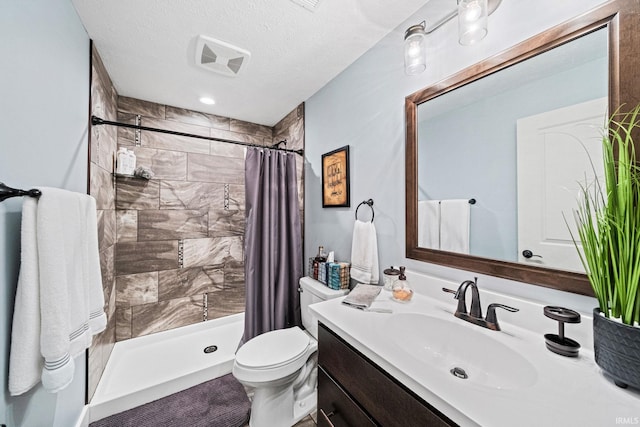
[318,323,456,427]
[318,367,376,427]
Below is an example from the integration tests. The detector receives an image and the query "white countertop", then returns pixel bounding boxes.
[310,272,640,427]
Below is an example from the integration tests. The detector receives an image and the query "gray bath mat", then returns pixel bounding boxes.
[90,373,250,427]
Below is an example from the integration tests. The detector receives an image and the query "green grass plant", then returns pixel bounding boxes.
[572,105,640,326]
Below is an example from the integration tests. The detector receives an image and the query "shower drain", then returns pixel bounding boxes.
[450,367,468,379]
[204,345,218,354]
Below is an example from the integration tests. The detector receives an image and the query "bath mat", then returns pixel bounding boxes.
[90,373,250,427]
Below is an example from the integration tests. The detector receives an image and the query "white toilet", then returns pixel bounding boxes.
[233,277,348,427]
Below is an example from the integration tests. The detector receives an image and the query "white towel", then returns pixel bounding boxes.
[9,188,106,396]
[440,199,470,254]
[418,200,440,249]
[350,220,379,284]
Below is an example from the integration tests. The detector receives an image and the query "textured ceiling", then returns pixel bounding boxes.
[71,0,432,126]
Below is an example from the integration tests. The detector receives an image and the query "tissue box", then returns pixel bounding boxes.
[327,262,351,290]
[318,262,328,284]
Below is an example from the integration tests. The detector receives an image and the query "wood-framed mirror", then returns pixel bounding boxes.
[406,0,640,296]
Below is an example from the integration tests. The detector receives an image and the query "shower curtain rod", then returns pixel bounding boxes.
[91,116,304,156]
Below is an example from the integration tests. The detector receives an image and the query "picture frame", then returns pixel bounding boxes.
[321,145,350,207]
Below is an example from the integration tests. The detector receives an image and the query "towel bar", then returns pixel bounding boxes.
[355,199,374,221]
[0,182,41,203]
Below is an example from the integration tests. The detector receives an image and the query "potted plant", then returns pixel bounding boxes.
[571,105,640,389]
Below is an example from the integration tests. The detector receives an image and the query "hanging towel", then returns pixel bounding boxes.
[440,199,470,254]
[350,220,379,284]
[418,200,440,249]
[9,188,106,396]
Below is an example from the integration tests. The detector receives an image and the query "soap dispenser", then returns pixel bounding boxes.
[391,267,413,302]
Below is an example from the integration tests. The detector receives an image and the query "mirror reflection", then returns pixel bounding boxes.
[417,28,608,273]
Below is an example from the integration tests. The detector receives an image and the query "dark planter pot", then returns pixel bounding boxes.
[593,308,640,390]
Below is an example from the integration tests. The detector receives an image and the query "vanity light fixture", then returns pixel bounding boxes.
[403,0,501,74]
[458,0,488,45]
[404,21,427,75]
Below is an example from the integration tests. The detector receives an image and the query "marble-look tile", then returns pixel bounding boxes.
[287,118,305,151]
[209,209,245,237]
[97,209,116,252]
[116,178,159,210]
[209,140,246,158]
[116,111,136,143]
[99,245,115,300]
[160,181,245,211]
[130,146,187,181]
[118,96,165,119]
[210,128,266,146]
[138,209,208,241]
[131,296,204,337]
[90,164,115,210]
[116,307,132,341]
[116,210,137,243]
[187,153,244,185]
[116,272,159,307]
[182,236,243,269]
[273,103,303,136]
[92,45,115,100]
[165,105,230,130]
[87,341,102,401]
[227,184,246,211]
[229,119,272,139]
[141,131,210,155]
[143,117,210,137]
[160,181,223,210]
[158,267,224,301]
[106,274,117,319]
[208,286,245,320]
[223,261,245,288]
[115,240,179,275]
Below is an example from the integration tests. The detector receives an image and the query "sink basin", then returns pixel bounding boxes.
[385,313,538,390]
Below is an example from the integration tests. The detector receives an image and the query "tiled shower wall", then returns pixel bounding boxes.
[88,45,118,400]
[112,98,305,341]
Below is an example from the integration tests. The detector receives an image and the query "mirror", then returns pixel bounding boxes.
[406,0,640,295]
[417,29,607,270]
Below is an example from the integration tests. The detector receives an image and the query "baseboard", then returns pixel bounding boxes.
[73,406,89,427]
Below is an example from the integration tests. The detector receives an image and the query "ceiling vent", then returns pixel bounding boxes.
[195,35,251,77]
[289,0,322,12]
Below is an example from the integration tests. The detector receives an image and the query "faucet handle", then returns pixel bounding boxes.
[485,303,519,331]
[442,287,457,295]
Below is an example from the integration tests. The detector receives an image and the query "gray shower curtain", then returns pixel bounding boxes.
[242,147,302,344]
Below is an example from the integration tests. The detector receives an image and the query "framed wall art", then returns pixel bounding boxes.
[321,145,350,207]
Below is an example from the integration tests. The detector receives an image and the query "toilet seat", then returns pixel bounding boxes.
[235,327,312,371]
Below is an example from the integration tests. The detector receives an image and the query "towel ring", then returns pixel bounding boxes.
[355,199,374,222]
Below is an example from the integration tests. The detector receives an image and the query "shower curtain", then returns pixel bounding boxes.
[242,147,302,344]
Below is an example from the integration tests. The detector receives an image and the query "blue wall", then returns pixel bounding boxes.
[0,0,90,425]
[304,0,606,308]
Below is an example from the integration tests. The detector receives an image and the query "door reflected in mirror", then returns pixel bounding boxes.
[416,28,608,273]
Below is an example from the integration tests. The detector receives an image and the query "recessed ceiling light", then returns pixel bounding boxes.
[199,97,215,105]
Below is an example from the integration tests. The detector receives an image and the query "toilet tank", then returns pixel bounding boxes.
[299,276,348,339]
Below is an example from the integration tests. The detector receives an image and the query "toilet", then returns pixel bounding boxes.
[233,277,348,427]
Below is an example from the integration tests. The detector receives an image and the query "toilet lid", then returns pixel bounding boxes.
[236,327,310,370]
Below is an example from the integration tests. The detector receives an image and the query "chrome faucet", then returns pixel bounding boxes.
[442,278,519,331]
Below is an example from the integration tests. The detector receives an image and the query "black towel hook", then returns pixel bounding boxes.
[0,182,41,203]
[355,199,374,222]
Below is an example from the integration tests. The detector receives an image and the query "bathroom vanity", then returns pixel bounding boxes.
[318,323,455,426]
[311,271,640,427]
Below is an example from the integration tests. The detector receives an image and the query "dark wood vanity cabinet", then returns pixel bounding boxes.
[318,323,457,427]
